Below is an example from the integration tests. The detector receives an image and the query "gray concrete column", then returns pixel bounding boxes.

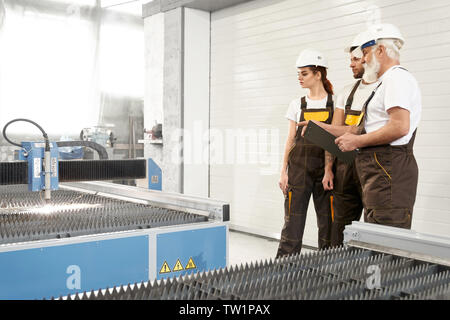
[143,7,184,193]
[143,4,212,196]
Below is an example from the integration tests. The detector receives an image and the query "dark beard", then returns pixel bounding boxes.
[353,70,364,79]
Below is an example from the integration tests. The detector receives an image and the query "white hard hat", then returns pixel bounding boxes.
[344,30,372,53]
[296,49,328,68]
[360,23,405,50]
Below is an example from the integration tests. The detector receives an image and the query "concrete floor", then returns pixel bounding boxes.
[228,230,315,267]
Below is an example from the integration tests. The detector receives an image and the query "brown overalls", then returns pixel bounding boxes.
[276,94,334,258]
[331,80,364,247]
[355,68,418,229]
[355,131,418,229]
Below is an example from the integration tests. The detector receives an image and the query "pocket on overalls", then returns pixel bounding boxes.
[334,161,350,193]
[287,144,307,187]
[303,111,330,122]
[345,113,364,126]
[284,189,292,219]
[368,208,412,229]
[357,151,392,208]
[304,145,324,179]
[284,187,308,217]
[374,152,392,183]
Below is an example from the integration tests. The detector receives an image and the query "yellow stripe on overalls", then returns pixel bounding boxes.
[303,111,330,122]
[288,191,292,215]
[330,195,334,222]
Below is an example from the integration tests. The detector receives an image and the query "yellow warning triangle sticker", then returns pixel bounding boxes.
[159,261,171,274]
[173,259,184,272]
[185,257,197,270]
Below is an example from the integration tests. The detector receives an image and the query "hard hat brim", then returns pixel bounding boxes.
[296,64,328,69]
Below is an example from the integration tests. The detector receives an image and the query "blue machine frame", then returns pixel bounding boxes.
[0,182,229,300]
[147,158,162,191]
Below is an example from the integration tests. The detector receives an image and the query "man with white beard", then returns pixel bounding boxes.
[335,23,422,229]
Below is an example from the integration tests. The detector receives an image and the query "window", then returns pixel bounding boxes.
[0,0,144,138]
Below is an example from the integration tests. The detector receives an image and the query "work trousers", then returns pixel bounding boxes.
[276,144,332,258]
[331,160,363,247]
[355,142,418,229]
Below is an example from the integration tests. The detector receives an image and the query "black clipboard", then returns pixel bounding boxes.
[303,121,357,164]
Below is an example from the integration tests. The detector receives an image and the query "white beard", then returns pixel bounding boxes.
[363,51,380,83]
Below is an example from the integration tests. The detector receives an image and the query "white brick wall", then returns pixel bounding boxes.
[209,0,450,247]
[183,8,210,197]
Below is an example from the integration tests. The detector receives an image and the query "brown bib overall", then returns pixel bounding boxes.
[355,130,418,229]
[277,94,334,258]
[331,80,364,247]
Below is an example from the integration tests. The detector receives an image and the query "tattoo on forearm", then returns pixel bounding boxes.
[325,152,335,167]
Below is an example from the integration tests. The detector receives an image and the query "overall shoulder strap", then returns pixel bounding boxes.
[345,80,362,112]
[355,82,383,135]
[301,96,307,110]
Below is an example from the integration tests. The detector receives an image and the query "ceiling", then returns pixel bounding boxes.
[143,0,254,17]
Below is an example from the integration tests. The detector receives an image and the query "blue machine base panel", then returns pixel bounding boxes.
[0,224,227,299]
[0,236,149,300]
[156,226,227,280]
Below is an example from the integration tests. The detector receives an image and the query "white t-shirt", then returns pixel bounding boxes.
[336,81,380,111]
[285,95,334,123]
[364,65,422,146]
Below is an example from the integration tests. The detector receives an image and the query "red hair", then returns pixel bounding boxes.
[309,66,334,95]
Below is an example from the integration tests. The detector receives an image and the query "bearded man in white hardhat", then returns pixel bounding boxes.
[334,23,422,229]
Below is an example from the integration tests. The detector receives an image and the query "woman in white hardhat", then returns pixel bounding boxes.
[335,23,421,230]
[277,48,334,257]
